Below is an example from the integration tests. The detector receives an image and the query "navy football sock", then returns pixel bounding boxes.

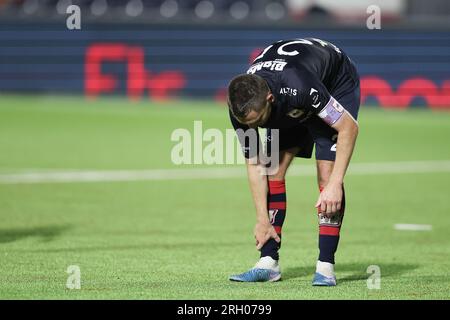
[318,186,345,264]
[260,180,286,261]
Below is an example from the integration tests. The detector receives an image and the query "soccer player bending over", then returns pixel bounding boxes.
[227,38,360,286]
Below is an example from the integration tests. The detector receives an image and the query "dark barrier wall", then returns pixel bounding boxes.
[1,23,449,108]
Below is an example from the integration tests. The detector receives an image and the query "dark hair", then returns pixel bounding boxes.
[227,74,269,120]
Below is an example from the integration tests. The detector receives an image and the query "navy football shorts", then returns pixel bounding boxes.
[267,59,360,161]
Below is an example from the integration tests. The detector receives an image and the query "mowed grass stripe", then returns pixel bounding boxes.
[0,160,450,184]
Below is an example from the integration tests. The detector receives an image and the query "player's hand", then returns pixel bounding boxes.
[254,221,281,250]
[315,181,343,217]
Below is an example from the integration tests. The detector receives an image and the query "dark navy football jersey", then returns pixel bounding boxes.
[230,38,351,132]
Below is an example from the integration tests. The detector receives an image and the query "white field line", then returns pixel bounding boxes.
[394,224,433,231]
[0,160,449,185]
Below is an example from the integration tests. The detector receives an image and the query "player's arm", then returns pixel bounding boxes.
[328,110,359,187]
[229,110,280,249]
[246,159,281,250]
[286,69,358,216]
[246,159,269,224]
[315,98,359,215]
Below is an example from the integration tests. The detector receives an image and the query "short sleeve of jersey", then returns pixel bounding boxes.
[280,68,331,116]
[229,110,260,159]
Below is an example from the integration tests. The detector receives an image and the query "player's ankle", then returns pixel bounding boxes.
[255,256,279,270]
[316,260,335,278]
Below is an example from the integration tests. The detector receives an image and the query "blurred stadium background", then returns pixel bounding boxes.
[0,1,449,299]
[0,0,449,105]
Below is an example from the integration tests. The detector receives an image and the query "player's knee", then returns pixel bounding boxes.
[268,168,287,181]
[268,148,297,181]
[268,161,290,181]
[318,176,329,189]
[316,160,334,188]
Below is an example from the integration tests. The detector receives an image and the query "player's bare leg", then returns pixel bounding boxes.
[313,160,345,286]
[229,147,299,282]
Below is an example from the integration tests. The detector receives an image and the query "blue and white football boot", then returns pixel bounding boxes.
[229,256,281,282]
[312,261,337,286]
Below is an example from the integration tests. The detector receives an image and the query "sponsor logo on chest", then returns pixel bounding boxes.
[279,87,297,96]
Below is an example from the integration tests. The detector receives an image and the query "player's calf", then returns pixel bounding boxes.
[314,184,345,286]
[260,179,287,261]
[229,180,286,283]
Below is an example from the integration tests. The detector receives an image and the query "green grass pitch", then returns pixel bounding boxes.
[0,95,449,299]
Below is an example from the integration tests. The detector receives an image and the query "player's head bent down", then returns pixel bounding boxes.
[227,74,274,127]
